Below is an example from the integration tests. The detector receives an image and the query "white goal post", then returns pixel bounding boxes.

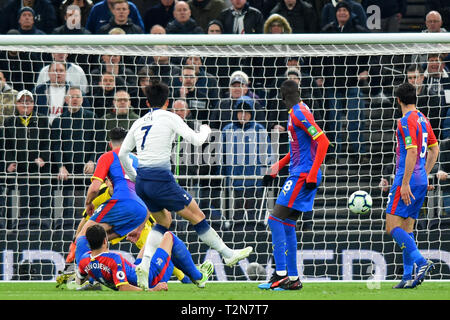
[0,33,449,282]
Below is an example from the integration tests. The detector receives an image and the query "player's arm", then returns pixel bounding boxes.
[268,153,290,177]
[85,179,103,216]
[425,122,439,176]
[426,143,439,176]
[306,133,330,189]
[117,283,144,291]
[170,113,211,146]
[291,110,329,189]
[401,147,418,205]
[118,282,168,291]
[262,153,290,186]
[118,125,138,182]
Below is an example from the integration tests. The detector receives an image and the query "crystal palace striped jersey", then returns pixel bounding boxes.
[393,110,438,186]
[91,147,140,201]
[287,102,324,176]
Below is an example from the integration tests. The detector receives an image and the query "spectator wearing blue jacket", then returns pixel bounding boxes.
[85,0,144,34]
[221,97,274,227]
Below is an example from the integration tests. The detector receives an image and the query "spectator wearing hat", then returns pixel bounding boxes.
[263,12,292,33]
[0,0,57,34]
[3,89,51,230]
[188,0,226,33]
[220,96,274,228]
[321,0,366,29]
[207,19,223,33]
[321,0,368,32]
[15,6,46,34]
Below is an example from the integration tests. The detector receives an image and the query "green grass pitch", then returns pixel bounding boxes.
[0,281,448,300]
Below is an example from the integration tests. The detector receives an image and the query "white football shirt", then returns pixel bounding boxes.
[119,108,211,182]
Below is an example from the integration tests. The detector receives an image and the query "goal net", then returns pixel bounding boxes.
[0,33,449,282]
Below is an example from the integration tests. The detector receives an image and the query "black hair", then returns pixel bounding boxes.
[280,79,300,102]
[85,224,107,250]
[110,126,127,143]
[145,80,169,108]
[406,64,424,74]
[395,82,417,105]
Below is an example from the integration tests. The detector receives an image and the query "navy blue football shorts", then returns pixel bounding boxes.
[135,167,193,213]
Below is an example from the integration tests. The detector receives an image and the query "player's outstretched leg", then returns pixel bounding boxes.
[223,247,254,267]
[179,200,253,266]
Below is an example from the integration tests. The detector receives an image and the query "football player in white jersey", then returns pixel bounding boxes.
[119,81,252,289]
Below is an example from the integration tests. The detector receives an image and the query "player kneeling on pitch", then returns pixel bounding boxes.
[75,224,214,291]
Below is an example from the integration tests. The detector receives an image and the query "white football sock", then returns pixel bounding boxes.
[140,228,164,270]
[197,227,234,259]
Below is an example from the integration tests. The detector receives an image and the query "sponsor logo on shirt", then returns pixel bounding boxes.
[308,126,318,137]
[405,136,412,146]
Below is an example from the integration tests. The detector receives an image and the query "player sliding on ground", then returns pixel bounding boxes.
[259,80,329,290]
[386,83,439,289]
[118,81,252,289]
[75,224,214,291]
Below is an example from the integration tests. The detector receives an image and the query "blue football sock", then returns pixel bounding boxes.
[402,232,415,280]
[169,232,202,281]
[284,218,298,278]
[75,235,90,266]
[391,227,426,267]
[152,224,169,235]
[267,215,286,273]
